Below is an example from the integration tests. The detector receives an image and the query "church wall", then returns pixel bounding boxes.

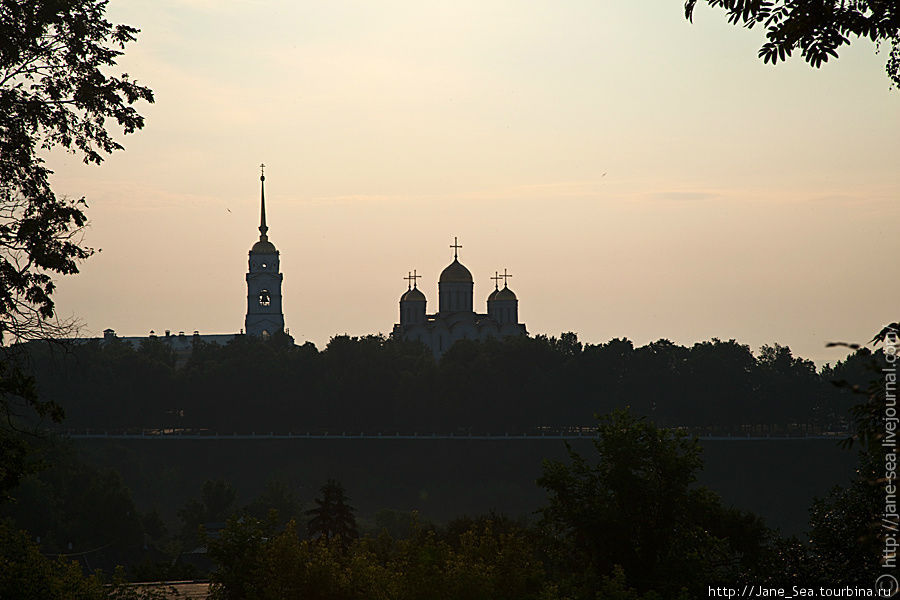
[399,299,426,326]
[438,282,473,313]
[478,323,500,341]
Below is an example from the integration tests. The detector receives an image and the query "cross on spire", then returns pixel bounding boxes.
[450,236,462,260]
[491,271,502,290]
[404,270,422,289]
[501,268,512,287]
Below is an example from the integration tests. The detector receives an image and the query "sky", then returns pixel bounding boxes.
[48,0,900,364]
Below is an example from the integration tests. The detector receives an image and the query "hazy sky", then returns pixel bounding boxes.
[49,0,899,364]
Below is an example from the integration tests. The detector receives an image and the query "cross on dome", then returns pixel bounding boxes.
[450,236,462,260]
[501,268,512,288]
[404,270,422,290]
[491,271,502,290]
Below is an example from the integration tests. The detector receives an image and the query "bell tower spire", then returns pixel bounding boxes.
[246,163,284,338]
[259,163,268,240]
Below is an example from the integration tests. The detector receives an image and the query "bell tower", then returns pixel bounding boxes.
[245,164,285,338]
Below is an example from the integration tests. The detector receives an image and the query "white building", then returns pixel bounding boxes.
[392,239,527,357]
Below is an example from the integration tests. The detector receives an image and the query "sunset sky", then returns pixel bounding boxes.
[49,0,900,364]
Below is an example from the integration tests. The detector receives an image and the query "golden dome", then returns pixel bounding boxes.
[251,238,277,254]
[401,286,426,302]
[439,259,473,283]
[495,286,517,301]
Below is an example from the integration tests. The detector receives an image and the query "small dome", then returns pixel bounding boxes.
[251,239,277,254]
[401,286,426,302]
[495,286,517,301]
[487,288,500,302]
[439,259,473,283]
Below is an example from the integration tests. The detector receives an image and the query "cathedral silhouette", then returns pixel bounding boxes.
[392,237,527,357]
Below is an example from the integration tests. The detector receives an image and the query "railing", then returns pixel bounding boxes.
[62,428,849,441]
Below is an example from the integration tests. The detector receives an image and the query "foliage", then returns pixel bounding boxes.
[0,520,170,600]
[0,0,153,342]
[244,479,302,524]
[537,409,769,597]
[684,0,900,88]
[0,439,157,572]
[746,322,899,584]
[790,322,900,583]
[804,452,883,583]
[26,333,862,435]
[0,356,51,499]
[208,516,547,600]
[0,520,103,599]
[206,515,272,600]
[27,336,178,430]
[754,455,883,586]
[828,323,899,454]
[583,566,693,600]
[0,0,152,526]
[178,479,237,550]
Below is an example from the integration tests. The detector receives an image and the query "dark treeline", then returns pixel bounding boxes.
[26,332,872,433]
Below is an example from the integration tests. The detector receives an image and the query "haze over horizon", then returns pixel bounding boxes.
[48,0,899,364]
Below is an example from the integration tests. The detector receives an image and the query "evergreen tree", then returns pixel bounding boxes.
[306,479,358,548]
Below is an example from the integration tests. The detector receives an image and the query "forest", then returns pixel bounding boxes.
[2,331,882,598]
[23,332,873,435]
[0,406,885,599]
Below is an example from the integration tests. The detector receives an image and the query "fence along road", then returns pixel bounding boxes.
[65,430,845,441]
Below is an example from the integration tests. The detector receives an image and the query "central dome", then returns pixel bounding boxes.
[439,259,473,283]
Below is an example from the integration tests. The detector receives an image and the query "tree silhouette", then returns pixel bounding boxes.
[306,479,358,548]
[178,480,237,549]
[24,331,862,434]
[537,409,767,596]
[0,0,154,342]
[684,0,900,88]
[0,0,152,501]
